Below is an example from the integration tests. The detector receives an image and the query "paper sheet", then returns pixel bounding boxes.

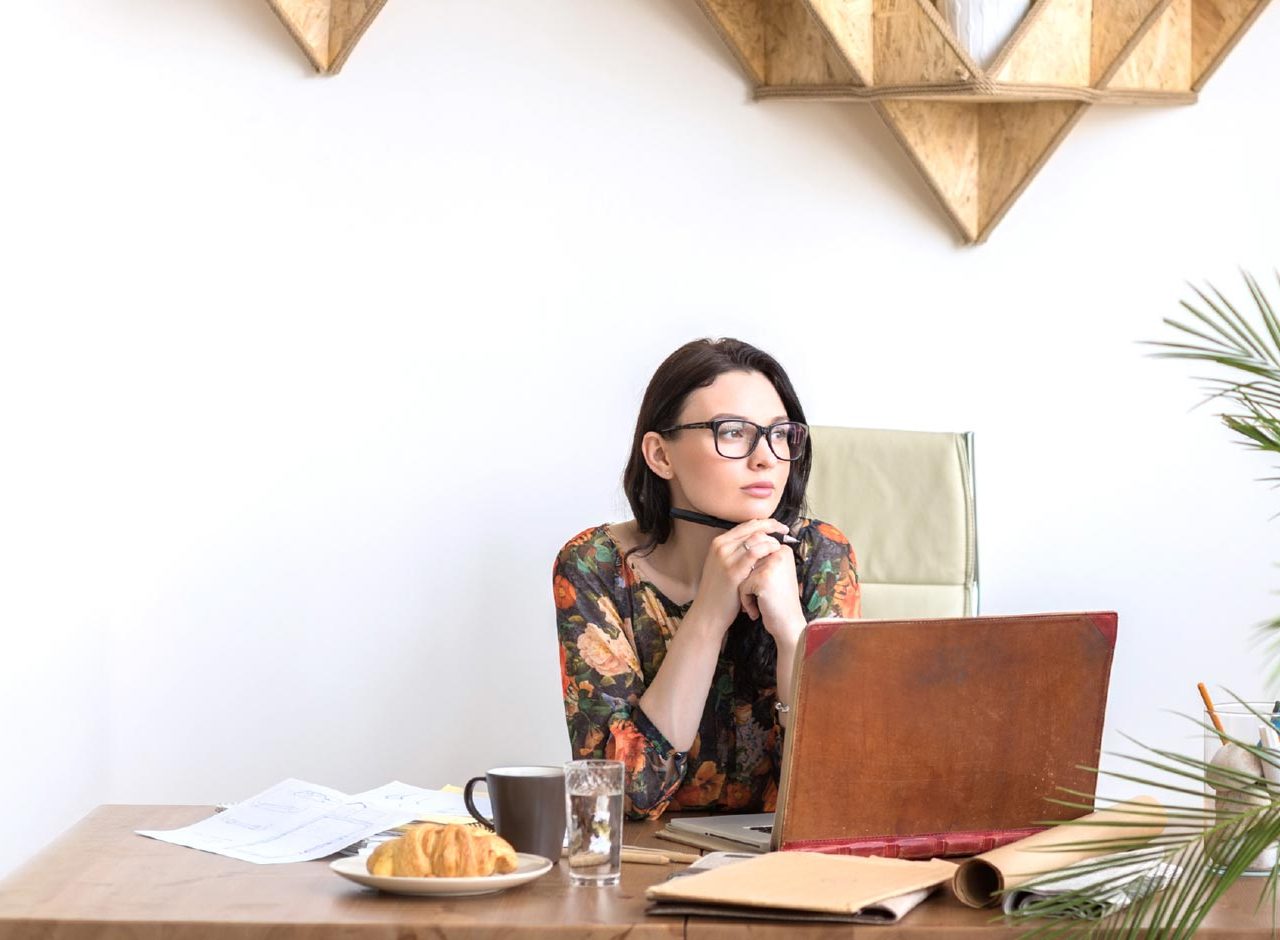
[1001,847,1181,919]
[136,778,492,864]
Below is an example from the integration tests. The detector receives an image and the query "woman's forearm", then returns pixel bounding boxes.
[637,609,726,752]
[771,616,805,724]
[775,641,796,713]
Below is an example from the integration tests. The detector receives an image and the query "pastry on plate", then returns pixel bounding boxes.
[367,823,519,878]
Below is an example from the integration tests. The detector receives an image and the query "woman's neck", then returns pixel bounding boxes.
[644,518,718,602]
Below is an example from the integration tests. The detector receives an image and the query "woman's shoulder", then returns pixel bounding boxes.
[792,516,853,548]
[554,523,631,578]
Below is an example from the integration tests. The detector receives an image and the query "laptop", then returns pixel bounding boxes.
[665,812,775,852]
[664,612,1117,858]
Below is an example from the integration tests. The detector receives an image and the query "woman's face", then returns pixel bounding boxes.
[650,369,792,523]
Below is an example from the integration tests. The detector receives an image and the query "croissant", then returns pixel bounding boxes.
[367,823,519,877]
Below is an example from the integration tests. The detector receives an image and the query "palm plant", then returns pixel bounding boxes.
[999,272,1280,937]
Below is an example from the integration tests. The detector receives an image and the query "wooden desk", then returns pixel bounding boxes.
[0,806,1275,938]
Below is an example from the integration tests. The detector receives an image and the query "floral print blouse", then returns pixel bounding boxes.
[554,518,860,820]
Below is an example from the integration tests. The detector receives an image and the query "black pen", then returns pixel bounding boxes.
[670,507,801,546]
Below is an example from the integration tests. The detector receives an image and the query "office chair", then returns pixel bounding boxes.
[805,427,978,619]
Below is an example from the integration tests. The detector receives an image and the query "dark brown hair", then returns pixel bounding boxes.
[622,338,813,694]
[623,337,811,555]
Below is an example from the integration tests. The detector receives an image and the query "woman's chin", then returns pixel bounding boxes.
[708,499,782,523]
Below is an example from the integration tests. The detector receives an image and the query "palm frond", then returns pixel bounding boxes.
[1149,272,1280,685]
[995,277,1280,935]
[999,694,1280,938]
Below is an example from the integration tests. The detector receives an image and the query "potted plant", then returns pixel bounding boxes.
[1002,272,1280,937]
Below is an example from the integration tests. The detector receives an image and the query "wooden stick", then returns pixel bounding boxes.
[1198,682,1229,745]
[621,850,671,866]
[622,844,699,864]
[563,848,672,866]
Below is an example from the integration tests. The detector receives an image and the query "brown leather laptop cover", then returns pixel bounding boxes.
[773,612,1117,859]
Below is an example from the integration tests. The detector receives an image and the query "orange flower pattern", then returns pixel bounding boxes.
[553,575,577,610]
[554,518,859,819]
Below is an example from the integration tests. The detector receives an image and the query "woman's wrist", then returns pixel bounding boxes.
[681,600,736,644]
[670,607,732,660]
[765,610,807,651]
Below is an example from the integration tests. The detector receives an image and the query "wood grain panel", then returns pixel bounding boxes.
[763,0,860,85]
[1106,0,1193,90]
[874,0,976,85]
[1091,0,1172,82]
[685,0,1268,242]
[989,0,1092,86]
[806,0,875,83]
[1192,0,1269,88]
[266,0,330,71]
[265,0,388,74]
[698,0,769,83]
[879,100,981,239]
[977,100,1084,239]
[327,0,390,74]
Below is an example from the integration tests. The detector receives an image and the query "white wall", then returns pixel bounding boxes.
[2,0,1278,877]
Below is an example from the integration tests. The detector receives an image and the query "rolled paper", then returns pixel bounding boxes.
[952,796,1168,908]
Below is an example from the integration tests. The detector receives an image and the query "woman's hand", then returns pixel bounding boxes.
[686,519,793,633]
[739,544,806,647]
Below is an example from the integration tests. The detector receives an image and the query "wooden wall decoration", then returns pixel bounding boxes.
[694,0,1271,242]
[266,0,389,75]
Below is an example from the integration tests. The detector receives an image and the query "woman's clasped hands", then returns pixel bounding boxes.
[686,518,806,646]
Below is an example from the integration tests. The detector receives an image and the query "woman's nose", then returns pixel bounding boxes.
[748,434,778,469]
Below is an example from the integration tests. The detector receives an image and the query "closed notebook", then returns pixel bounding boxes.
[773,612,1117,859]
[645,851,957,923]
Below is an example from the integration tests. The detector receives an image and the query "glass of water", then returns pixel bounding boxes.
[563,759,625,887]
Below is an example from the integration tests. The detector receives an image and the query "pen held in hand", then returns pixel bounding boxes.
[669,507,800,546]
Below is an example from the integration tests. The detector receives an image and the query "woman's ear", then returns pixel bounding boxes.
[641,431,676,481]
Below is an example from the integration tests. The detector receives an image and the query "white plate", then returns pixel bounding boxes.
[329,853,554,897]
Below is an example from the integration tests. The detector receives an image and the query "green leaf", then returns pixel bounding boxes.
[999,692,1280,938]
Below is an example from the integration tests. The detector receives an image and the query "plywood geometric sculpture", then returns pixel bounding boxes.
[265,0,389,74]
[695,0,1271,242]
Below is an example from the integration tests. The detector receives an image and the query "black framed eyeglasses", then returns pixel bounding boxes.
[659,419,809,461]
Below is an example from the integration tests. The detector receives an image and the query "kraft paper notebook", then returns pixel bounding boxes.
[646,850,958,924]
[767,611,1118,859]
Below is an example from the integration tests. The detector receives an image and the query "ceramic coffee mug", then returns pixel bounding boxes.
[463,765,566,862]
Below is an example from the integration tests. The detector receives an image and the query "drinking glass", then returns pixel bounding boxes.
[563,759,624,887]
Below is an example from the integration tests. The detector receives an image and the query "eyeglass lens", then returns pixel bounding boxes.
[714,421,807,460]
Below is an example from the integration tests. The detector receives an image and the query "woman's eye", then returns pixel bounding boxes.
[718,425,746,439]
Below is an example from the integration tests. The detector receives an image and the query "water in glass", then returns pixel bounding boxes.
[564,760,624,887]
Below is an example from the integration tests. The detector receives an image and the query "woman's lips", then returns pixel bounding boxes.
[741,484,775,498]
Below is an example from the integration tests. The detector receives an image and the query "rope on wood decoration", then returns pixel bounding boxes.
[259,0,1270,244]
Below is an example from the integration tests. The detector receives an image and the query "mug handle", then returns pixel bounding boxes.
[463,775,495,830]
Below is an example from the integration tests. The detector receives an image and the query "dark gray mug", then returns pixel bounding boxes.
[463,765,566,862]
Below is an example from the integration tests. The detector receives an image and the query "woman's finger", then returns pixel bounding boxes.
[714,518,789,548]
[729,538,784,579]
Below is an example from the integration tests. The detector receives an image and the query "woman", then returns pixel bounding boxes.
[554,338,860,819]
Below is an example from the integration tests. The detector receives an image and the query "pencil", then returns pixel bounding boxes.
[1198,682,1228,745]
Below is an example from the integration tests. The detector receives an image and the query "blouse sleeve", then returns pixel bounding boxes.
[797,520,862,620]
[553,532,688,819]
